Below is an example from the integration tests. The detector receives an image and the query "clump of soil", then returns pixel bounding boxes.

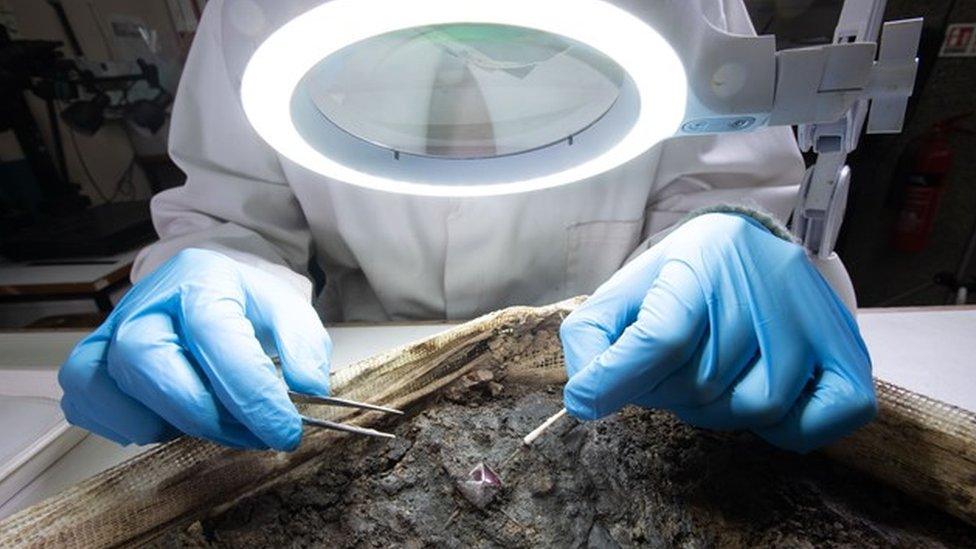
[162,371,976,548]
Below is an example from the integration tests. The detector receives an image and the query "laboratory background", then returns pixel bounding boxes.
[0,0,975,547]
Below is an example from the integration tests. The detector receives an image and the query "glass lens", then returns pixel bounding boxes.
[304,23,625,159]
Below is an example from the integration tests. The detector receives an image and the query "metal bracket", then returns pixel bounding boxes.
[790,0,922,256]
[793,154,851,258]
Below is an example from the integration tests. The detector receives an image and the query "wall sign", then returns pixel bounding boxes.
[941,23,976,58]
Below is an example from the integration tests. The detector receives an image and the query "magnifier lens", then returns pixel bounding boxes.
[305,23,626,160]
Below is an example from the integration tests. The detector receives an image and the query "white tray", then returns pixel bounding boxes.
[0,366,87,509]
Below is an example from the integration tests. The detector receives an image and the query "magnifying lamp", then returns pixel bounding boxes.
[241,0,921,221]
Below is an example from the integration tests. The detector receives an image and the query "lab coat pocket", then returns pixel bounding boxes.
[566,220,643,295]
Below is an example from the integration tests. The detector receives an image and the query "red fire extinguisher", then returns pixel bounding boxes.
[891,113,972,252]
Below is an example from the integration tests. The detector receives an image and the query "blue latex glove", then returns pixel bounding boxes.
[58,249,332,451]
[560,213,876,453]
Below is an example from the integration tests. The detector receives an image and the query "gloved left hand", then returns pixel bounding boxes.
[560,212,876,453]
[58,249,331,451]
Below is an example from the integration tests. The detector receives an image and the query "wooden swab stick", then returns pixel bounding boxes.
[523,408,569,446]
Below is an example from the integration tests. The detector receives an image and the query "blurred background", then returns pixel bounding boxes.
[0,0,972,330]
[0,0,199,328]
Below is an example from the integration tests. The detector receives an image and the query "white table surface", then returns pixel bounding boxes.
[856,308,975,412]
[0,251,139,288]
[0,308,973,519]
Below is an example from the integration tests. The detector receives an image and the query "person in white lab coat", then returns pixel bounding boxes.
[58,0,876,454]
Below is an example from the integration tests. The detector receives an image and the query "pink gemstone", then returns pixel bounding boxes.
[457,462,503,508]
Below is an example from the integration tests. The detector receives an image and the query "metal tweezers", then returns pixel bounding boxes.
[289,391,403,439]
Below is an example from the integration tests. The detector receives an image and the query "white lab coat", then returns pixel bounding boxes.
[133,0,806,322]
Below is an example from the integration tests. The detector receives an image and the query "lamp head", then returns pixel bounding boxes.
[60,93,109,136]
[125,90,173,135]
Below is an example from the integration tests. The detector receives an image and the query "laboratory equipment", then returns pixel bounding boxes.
[289,391,403,439]
[239,0,921,224]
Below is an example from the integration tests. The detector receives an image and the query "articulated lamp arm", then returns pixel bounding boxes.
[784,0,922,258]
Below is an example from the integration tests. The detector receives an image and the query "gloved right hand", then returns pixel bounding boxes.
[560,213,875,453]
[58,249,332,451]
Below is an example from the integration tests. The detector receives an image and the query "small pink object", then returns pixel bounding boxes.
[457,463,503,509]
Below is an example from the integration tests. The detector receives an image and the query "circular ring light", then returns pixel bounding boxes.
[241,0,687,196]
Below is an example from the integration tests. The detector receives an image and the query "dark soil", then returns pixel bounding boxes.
[160,373,976,548]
